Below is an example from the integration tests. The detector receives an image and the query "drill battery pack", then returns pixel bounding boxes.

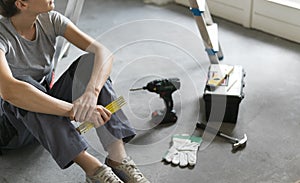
[203,64,246,123]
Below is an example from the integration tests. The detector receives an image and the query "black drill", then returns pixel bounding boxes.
[130,78,180,124]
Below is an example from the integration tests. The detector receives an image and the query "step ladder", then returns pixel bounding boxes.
[51,0,85,85]
[53,0,85,68]
[188,0,233,91]
[188,0,224,64]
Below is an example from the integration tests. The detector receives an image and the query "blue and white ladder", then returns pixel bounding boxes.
[188,0,224,64]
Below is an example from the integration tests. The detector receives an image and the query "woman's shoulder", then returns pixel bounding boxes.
[38,11,66,23]
[0,18,11,53]
[0,17,14,39]
[0,17,10,29]
[38,11,57,21]
[37,10,70,37]
[38,11,70,27]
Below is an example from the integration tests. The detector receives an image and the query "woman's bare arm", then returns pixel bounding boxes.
[62,21,113,123]
[0,49,73,118]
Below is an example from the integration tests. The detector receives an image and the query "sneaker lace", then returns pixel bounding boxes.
[100,171,120,183]
[99,168,122,183]
[123,163,145,181]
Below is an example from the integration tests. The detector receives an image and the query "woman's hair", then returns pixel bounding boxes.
[0,0,19,18]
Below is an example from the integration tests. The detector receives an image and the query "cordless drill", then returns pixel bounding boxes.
[130,78,180,124]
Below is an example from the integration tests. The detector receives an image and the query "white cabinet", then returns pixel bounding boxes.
[206,0,252,27]
[252,0,300,43]
[175,0,300,43]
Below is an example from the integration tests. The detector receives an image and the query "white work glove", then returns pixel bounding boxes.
[163,134,202,167]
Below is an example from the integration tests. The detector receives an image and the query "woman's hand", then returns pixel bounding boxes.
[92,105,112,128]
[72,90,98,122]
[71,90,112,127]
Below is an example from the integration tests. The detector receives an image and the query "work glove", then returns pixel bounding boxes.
[163,134,202,167]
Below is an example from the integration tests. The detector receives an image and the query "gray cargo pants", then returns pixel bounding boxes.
[0,53,136,169]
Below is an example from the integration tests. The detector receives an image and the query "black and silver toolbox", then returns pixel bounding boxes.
[203,64,246,123]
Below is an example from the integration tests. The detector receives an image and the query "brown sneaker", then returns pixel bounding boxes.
[86,164,124,183]
[105,157,150,183]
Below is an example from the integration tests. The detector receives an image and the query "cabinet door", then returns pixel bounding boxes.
[206,0,252,27]
[252,0,300,43]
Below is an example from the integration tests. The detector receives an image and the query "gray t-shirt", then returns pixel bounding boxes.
[0,11,70,81]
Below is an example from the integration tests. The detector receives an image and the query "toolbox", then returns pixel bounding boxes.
[203,64,245,123]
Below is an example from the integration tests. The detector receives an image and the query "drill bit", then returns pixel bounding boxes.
[129,87,145,91]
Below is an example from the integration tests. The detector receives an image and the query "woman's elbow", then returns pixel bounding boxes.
[0,82,18,102]
[0,88,14,101]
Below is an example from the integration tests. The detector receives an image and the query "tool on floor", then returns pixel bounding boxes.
[76,96,126,134]
[130,78,180,124]
[188,0,246,123]
[196,122,247,151]
[203,65,245,123]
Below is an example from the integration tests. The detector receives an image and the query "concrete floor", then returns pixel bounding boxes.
[1,0,300,182]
